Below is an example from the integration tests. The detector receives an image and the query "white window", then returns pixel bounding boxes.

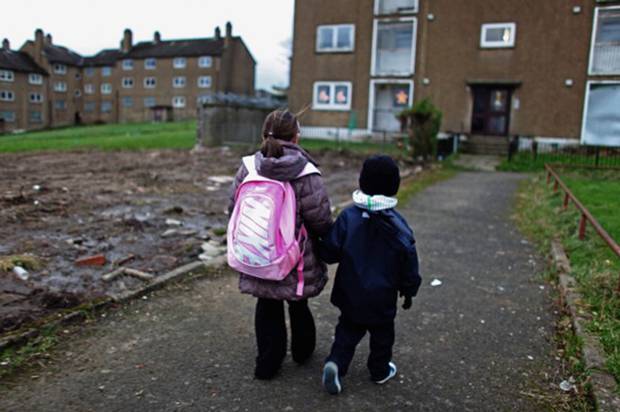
[29,92,44,103]
[0,70,15,82]
[29,111,42,123]
[84,84,94,95]
[197,94,211,104]
[101,83,112,94]
[122,59,134,70]
[198,76,212,88]
[316,25,355,52]
[375,0,418,15]
[582,81,620,147]
[0,90,15,101]
[312,81,352,111]
[54,100,66,110]
[53,64,67,74]
[144,97,156,108]
[480,23,517,49]
[101,101,112,113]
[0,111,16,122]
[372,18,417,76]
[368,80,414,132]
[54,81,67,92]
[144,77,157,88]
[173,57,187,69]
[589,7,620,75]
[172,96,186,108]
[173,77,186,88]
[29,74,43,85]
[122,77,134,88]
[199,56,213,68]
[122,96,133,108]
[85,67,95,77]
[101,66,112,77]
[74,89,81,97]
[144,58,157,70]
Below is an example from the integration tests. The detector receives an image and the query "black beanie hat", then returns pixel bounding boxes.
[359,155,400,197]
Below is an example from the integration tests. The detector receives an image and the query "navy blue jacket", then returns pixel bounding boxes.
[319,205,422,324]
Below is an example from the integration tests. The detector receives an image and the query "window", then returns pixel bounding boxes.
[173,76,186,88]
[54,100,66,110]
[101,101,112,113]
[590,7,620,75]
[122,59,134,70]
[122,96,133,108]
[312,81,352,111]
[85,67,95,77]
[197,94,211,104]
[375,0,418,15]
[144,77,156,88]
[144,97,156,108]
[101,83,112,94]
[0,111,16,122]
[198,76,212,88]
[29,111,42,123]
[75,89,82,97]
[29,93,43,103]
[101,66,112,77]
[0,70,15,82]
[29,74,43,85]
[0,90,15,101]
[199,56,212,68]
[84,102,96,113]
[172,96,186,108]
[173,57,187,68]
[144,58,157,70]
[53,64,67,74]
[84,84,94,95]
[582,82,620,147]
[122,77,134,88]
[372,18,417,75]
[54,82,67,92]
[75,73,81,80]
[316,25,355,52]
[369,80,413,131]
[480,23,517,48]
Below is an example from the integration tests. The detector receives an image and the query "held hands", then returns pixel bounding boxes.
[400,292,413,310]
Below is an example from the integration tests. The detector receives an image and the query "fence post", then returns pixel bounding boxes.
[595,146,601,167]
[553,179,559,192]
[547,171,551,185]
[563,193,570,210]
[578,214,587,240]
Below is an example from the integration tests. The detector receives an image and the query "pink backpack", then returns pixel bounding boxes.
[227,155,320,297]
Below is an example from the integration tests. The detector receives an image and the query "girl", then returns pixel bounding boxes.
[228,110,332,380]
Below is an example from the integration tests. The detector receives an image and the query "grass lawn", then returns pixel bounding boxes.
[0,121,407,156]
[515,169,620,391]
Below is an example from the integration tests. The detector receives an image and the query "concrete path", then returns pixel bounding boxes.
[453,154,502,172]
[0,172,562,411]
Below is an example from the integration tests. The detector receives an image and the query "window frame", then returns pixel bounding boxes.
[370,16,418,76]
[101,101,113,113]
[122,96,133,108]
[581,80,620,146]
[0,90,15,101]
[480,22,517,49]
[122,77,135,88]
[29,92,44,103]
[198,56,213,68]
[85,67,95,77]
[0,111,16,122]
[144,58,157,70]
[588,5,620,76]
[173,76,186,88]
[312,81,353,111]
[84,102,96,113]
[100,83,112,95]
[316,24,356,53]
[122,59,134,71]
[0,70,15,82]
[53,81,67,93]
[173,57,187,69]
[29,110,43,123]
[172,96,186,108]
[53,64,67,74]
[84,84,94,95]
[198,76,212,88]
[367,79,414,132]
[101,66,112,77]
[144,77,157,89]
[144,97,156,108]
[28,73,43,85]
[374,0,419,15]
[54,99,66,111]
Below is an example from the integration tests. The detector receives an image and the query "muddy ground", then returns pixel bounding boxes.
[0,147,365,335]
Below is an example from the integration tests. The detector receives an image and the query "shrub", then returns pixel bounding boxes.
[399,98,443,162]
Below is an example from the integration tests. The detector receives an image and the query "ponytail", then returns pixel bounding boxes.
[261,136,284,158]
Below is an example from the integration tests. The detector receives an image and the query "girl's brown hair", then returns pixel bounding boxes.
[260,110,300,158]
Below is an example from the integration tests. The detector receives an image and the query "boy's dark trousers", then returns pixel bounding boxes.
[254,297,316,379]
[326,314,395,381]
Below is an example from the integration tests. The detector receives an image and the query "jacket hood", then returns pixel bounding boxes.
[254,141,319,182]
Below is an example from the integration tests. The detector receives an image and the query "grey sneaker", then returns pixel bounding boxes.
[374,361,397,384]
[322,361,342,395]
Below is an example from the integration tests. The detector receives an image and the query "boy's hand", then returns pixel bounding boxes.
[402,295,412,310]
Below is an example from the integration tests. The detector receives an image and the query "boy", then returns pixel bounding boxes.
[319,155,422,395]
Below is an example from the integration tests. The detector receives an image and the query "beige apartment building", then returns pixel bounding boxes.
[289,0,620,148]
[0,23,255,133]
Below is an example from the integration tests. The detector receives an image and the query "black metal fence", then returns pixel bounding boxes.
[507,138,620,169]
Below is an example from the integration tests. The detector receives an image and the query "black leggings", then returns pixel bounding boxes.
[254,297,316,379]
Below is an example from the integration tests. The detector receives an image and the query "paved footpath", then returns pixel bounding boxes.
[0,172,563,411]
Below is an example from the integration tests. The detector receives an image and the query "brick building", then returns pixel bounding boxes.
[0,23,255,133]
[289,0,620,148]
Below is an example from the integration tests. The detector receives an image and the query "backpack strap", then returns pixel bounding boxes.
[295,225,308,296]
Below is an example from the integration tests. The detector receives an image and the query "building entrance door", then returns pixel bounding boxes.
[471,86,512,136]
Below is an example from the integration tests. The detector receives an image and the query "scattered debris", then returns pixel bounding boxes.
[208,176,234,185]
[0,254,43,272]
[559,379,575,392]
[32,185,42,192]
[201,242,224,258]
[12,266,29,281]
[102,268,126,282]
[124,268,154,281]
[75,254,106,267]
[430,279,443,287]
[165,218,183,227]
[163,206,184,215]
[114,254,136,267]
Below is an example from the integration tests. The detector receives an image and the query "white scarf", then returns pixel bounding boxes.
[352,190,398,212]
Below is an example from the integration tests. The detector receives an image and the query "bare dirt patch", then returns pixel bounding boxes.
[0,147,362,335]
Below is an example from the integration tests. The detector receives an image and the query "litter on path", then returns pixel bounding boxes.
[430,279,443,287]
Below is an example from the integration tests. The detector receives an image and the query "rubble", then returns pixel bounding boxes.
[75,254,106,267]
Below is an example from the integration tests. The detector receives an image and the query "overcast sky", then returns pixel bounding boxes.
[4,0,294,91]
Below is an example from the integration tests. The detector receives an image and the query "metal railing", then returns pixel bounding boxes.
[509,139,620,168]
[545,164,620,291]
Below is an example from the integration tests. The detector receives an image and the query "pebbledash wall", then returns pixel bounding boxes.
[0,23,255,133]
[289,0,620,147]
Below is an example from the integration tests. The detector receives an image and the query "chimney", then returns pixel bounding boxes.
[34,29,45,65]
[225,22,232,38]
[153,31,161,44]
[215,26,221,40]
[2,38,9,51]
[121,28,133,53]
[45,33,52,45]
